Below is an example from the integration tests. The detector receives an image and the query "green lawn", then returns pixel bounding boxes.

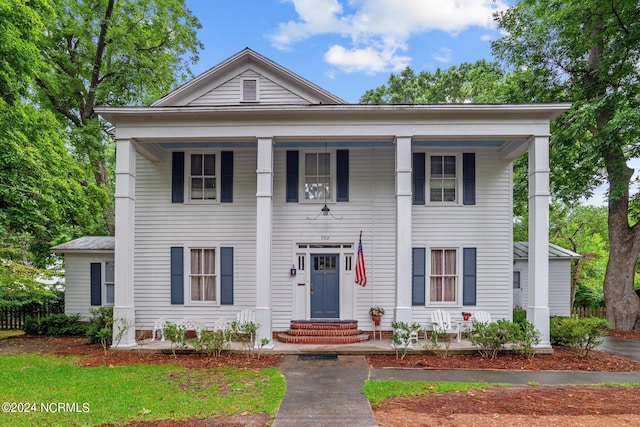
[0,354,285,426]
[363,380,503,405]
[0,330,24,339]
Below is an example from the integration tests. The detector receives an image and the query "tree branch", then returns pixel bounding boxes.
[82,0,114,122]
[35,78,81,127]
[610,0,630,35]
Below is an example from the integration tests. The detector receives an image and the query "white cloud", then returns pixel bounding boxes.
[271,0,508,72]
[325,45,411,73]
[433,47,453,63]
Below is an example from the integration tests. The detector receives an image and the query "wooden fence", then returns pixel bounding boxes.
[571,307,606,319]
[0,302,64,330]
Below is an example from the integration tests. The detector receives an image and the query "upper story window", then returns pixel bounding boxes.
[190,154,217,201]
[430,155,457,202]
[430,248,457,303]
[304,152,333,201]
[190,248,216,302]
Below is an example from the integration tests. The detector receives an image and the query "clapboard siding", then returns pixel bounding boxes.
[189,70,309,106]
[271,146,398,330]
[411,150,513,323]
[514,259,571,317]
[133,149,257,329]
[64,253,114,320]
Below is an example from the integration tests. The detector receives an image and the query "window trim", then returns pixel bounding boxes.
[104,260,115,306]
[427,246,460,306]
[186,245,220,305]
[240,77,259,103]
[426,153,462,205]
[185,152,221,204]
[299,150,336,203]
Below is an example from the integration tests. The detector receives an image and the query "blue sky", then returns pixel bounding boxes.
[185,0,511,103]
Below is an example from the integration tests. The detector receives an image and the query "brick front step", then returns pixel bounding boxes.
[276,320,370,344]
[289,321,359,330]
[286,327,364,337]
[276,332,370,344]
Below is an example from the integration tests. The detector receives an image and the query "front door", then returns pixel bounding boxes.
[310,254,339,318]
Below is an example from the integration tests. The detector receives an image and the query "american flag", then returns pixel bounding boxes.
[355,233,367,287]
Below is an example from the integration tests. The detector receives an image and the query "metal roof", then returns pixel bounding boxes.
[51,236,114,253]
[513,242,581,260]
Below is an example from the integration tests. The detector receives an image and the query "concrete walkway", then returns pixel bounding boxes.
[272,337,640,426]
[273,355,377,427]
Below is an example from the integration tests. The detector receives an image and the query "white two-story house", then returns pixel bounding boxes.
[63,48,567,348]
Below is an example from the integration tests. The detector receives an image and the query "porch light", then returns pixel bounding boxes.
[321,204,330,216]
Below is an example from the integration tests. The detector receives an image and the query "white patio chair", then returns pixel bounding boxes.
[236,309,255,325]
[473,311,492,324]
[429,310,461,343]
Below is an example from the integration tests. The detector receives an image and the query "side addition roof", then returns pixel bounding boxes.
[513,242,581,260]
[51,236,115,254]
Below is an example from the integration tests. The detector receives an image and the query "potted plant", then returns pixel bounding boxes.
[461,311,472,321]
[369,306,385,325]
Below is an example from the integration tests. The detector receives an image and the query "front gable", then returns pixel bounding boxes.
[153,48,345,107]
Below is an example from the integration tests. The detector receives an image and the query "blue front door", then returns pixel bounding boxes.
[310,254,339,318]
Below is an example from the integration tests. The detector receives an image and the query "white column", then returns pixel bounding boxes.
[527,134,551,348]
[112,139,137,348]
[395,136,413,323]
[255,137,274,348]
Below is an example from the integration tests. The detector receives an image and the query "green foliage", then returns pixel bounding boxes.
[468,319,534,359]
[574,283,605,308]
[364,380,501,405]
[391,321,421,359]
[163,321,188,356]
[23,313,86,336]
[550,316,609,357]
[190,329,232,357]
[513,306,527,326]
[0,354,285,426]
[230,320,261,354]
[86,307,113,345]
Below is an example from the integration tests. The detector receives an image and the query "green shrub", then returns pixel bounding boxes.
[468,319,522,359]
[512,306,527,326]
[23,316,42,335]
[24,313,86,336]
[512,319,541,358]
[190,329,232,357]
[391,321,421,359]
[163,321,188,356]
[86,307,113,345]
[550,316,609,357]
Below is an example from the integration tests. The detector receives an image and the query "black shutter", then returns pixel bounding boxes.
[170,247,184,305]
[220,247,234,305]
[90,263,102,306]
[412,248,426,305]
[286,150,299,202]
[413,152,425,205]
[462,153,476,205]
[172,152,185,203]
[463,247,477,306]
[336,150,349,202]
[221,151,233,203]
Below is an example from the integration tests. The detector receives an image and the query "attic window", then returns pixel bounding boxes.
[241,78,259,102]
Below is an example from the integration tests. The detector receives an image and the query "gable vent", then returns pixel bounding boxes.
[241,78,258,102]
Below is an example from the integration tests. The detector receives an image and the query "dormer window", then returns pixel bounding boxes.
[241,78,259,102]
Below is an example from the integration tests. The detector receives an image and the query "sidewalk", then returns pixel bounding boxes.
[273,338,640,426]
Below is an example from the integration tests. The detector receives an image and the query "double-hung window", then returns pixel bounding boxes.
[430,249,457,303]
[190,248,216,302]
[190,154,217,201]
[104,261,114,305]
[430,155,457,202]
[304,152,332,201]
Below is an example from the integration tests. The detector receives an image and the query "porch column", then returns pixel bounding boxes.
[112,138,136,348]
[527,134,551,348]
[255,137,274,348]
[395,136,413,323]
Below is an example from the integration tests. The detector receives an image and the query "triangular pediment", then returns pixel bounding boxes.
[153,48,345,107]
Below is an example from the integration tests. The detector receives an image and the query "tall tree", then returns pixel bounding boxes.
[493,0,640,330]
[35,0,203,234]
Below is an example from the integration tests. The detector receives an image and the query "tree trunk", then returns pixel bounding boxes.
[603,150,640,330]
